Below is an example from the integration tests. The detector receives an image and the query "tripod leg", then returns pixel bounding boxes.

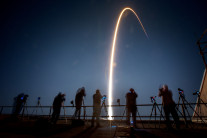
[181,98,188,128]
[39,103,44,115]
[148,104,155,128]
[119,107,126,126]
[49,106,52,118]
[175,104,187,128]
[154,105,157,128]
[31,106,36,116]
[35,106,38,116]
[177,96,181,109]
[21,106,25,118]
[154,103,165,128]
[185,105,192,123]
[183,98,206,125]
[21,103,27,119]
[200,98,207,108]
[101,103,111,127]
[63,106,67,124]
[137,109,144,128]
[195,98,200,125]
[182,97,194,128]
[157,103,165,128]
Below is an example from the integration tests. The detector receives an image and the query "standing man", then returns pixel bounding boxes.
[51,92,65,124]
[126,88,138,128]
[91,89,102,127]
[158,84,180,129]
[74,87,86,119]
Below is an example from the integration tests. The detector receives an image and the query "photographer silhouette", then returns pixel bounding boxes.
[158,85,180,129]
[126,88,138,128]
[50,92,66,124]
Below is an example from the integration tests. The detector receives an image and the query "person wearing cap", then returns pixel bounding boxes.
[158,84,180,129]
[91,89,102,127]
[51,92,66,124]
[126,88,138,128]
[74,87,86,119]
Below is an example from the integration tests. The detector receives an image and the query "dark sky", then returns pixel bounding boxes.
[0,0,207,107]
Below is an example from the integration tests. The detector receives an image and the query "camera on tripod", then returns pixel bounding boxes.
[193,91,200,95]
[21,94,29,103]
[37,97,41,105]
[102,95,107,101]
[21,94,29,100]
[150,96,156,103]
[178,88,184,95]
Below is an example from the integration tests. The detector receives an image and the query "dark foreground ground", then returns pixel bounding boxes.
[0,115,207,138]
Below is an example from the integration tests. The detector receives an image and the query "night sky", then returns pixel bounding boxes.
[0,0,207,109]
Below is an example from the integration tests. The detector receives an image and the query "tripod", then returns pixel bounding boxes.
[62,101,67,124]
[31,98,44,116]
[21,101,29,119]
[194,92,207,124]
[136,107,144,128]
[101,99,109,117]
[83,99,87,120]
[100,99,113,126]
[148,101,165,128]
[177,92,206,128]
[176,92,194,128]
[119,105,144,128]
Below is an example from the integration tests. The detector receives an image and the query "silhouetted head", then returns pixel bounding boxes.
[61,93,66,97]
[58,92,65,98]
[96,89,100,94]
[129,88,135,93]
[162,84,168,92]
[81,87,86,96]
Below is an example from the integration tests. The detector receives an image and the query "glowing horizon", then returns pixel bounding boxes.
[108,7,148,120]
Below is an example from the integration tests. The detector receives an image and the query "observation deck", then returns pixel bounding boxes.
[1,103,207,137]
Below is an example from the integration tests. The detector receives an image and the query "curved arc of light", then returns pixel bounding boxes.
[108,7,148,120]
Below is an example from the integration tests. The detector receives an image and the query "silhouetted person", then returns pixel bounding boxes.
[74,87,86,119]
[12,93,28,118]
[126,88,138,128]
[91,89,102,127]
[51,92,65,124]
[158,84,180,129]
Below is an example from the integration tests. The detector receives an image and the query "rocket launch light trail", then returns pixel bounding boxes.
[108,7,148,120]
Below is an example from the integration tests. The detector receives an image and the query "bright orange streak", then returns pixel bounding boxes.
[108,7,148,120]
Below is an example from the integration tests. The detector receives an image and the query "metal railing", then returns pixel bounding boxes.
[1,103,207,121]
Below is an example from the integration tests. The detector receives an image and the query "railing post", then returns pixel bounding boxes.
[0,106,3,114]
